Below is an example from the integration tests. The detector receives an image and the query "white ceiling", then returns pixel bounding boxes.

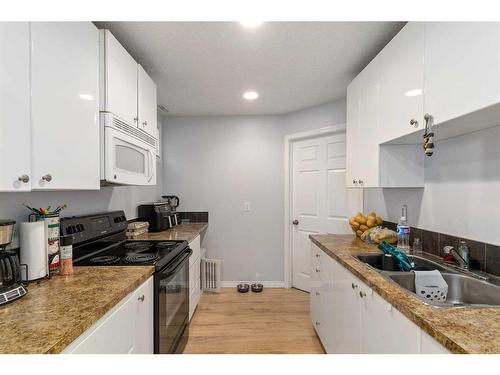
[95,22,405,116]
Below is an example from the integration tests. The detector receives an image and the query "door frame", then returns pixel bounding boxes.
[283,123,347,289]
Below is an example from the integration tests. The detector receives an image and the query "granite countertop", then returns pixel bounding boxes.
[310,234,500,354]
[0,266,154,354]
[130,222,208,243]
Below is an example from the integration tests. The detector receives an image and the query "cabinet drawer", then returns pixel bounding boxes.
[189,235,201,267]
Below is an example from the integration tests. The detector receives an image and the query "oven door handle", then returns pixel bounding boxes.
[162,249,192,278]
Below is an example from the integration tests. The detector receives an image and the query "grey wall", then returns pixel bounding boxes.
[364,124,500,245]
[162,99,346,282]
[0,165,163,248]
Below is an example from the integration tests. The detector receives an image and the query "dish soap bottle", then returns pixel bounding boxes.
[397,204,410,254]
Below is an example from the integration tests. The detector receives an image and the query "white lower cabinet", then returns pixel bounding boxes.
[359,285,420,353]
[63,276,153,354]
[189,235,203,320]
[421,331,451,354]
[310,242,450,354]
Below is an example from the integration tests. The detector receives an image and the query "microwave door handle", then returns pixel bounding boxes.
[147,149,154,182]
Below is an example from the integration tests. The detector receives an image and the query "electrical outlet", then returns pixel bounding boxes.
[244,202,251,212]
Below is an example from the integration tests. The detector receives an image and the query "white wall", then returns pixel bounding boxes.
[364,125,500,245]
[162,99,346,283]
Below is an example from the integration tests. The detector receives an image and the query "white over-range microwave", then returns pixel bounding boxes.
[100,112,157,186]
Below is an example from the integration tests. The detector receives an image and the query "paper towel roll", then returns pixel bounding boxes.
[20,221,48,281]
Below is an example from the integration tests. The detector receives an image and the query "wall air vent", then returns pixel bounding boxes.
[112,117,156,148]
[157,105,169,114]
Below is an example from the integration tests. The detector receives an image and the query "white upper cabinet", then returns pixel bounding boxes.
[0,23,31,192]
[31,22,100,190]
[100,30,158,142]
[424,22,500,127]
[356,56,380,188]
[138,65,158,138]
[379,22,425,144]
[100,30,138,126]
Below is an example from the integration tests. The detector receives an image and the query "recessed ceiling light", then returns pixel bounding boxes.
[243,91,259,100]
[404,89,423,97]
[79,94,93,101]
[239,21,263,29]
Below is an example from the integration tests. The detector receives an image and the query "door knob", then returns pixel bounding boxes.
[351,283,358,289]
[41,174,52,182]
[292,219,299,225]
[359,291,366,298]
[138,295,145,302]
[18,175,29,183]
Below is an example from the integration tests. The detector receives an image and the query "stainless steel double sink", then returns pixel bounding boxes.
[356,253,500,308]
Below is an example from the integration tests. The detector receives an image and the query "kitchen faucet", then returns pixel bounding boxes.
[443,242,470,270]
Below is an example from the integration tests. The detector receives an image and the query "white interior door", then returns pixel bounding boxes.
[291,132,362,292]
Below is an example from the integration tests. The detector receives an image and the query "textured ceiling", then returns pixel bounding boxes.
[95,22,405,116]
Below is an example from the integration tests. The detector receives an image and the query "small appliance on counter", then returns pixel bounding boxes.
[138,202,179,232]
[0,220,28,305]
[162,195,180,225]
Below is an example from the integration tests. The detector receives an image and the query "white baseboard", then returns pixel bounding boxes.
[220,281,287,288]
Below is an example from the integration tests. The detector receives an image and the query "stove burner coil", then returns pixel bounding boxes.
[124,253,159,264]
[154,241,178,249]
[124,242,152,252]
[89,255,120,265]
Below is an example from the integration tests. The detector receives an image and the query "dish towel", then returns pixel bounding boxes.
[377,241,414,271]
[414,270,448,302]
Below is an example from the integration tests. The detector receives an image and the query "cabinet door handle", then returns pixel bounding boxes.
[351,283,358,289]
[315,268,320,273]
[41,174,52,182]
[315,291,320,296]
[410,119,419,128]
[359,291,366,298]
[358,180,363,186]
[292,219,299,225]
[352,179,357,185]
[315,321,320,326]
[18,175,29,183]
[138,295,145,302]
[315,253,320,258]
[134,117,139,123]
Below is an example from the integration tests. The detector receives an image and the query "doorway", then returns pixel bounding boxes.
[284,126,363,291]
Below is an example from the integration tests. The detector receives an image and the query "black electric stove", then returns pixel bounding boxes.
[61,211,192,354]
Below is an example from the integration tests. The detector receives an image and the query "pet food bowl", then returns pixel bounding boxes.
[237,283,250,293]
[251,283,263,293]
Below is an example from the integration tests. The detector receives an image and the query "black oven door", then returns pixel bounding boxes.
[154,248,192,354]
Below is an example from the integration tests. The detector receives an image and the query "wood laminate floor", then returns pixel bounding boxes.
[184,288,324,354]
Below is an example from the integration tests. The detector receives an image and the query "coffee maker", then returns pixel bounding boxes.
[0,220,27,305]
